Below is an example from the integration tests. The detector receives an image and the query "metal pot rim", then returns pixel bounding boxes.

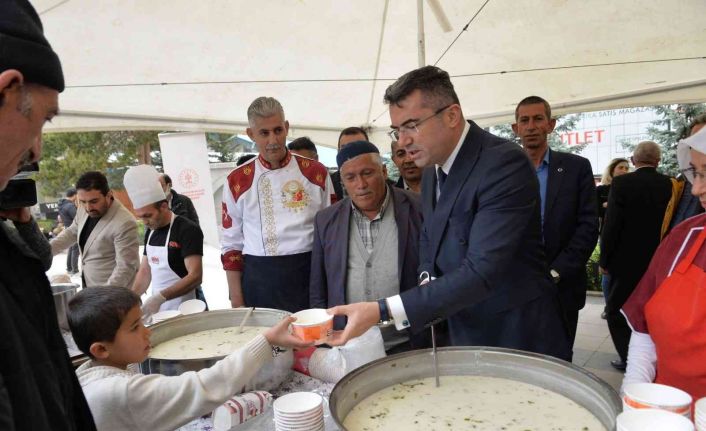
[330,346,621,429]
[147,308,289,362]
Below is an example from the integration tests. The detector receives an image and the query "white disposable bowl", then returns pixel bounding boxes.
[617,409,694,431]
[178,299,206,315]
[291,309,333,327]
[623,383,692,415]
[151,310,181,323]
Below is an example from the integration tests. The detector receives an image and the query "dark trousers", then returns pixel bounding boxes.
[242,252,311,313]
[606,272,639,362]
[66,243,79,273]
[194,285,209,310]
[447,293,572,362]
[607,310,631,362]
[565,308,580,352]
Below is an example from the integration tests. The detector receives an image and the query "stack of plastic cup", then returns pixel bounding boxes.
[696,397,706,431]
[272,392,324,431]
[616,409,694,431]
[622,383,692,418]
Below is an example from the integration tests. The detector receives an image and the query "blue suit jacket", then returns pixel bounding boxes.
[402,121,568,354]
[309,187,422,322]
[542,150,599,312]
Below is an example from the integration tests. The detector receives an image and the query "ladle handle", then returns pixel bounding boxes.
[431,324,440,387]
[238,307,255,333]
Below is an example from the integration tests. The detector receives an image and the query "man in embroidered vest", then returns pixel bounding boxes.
[310,141,428,352]
[221,97,334,312]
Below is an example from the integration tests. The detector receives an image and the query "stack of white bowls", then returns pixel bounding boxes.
[696,397,706,431]
[617,409,694,431]
[272,392,324,431]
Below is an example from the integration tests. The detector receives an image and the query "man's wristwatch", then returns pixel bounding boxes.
[550,269,561,284]
[377,298,393,324]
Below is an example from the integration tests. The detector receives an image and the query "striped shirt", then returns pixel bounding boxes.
[350,186,391,253]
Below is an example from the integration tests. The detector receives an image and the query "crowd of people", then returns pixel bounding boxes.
[1,0,706,429]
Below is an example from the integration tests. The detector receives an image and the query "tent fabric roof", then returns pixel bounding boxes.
[34,0,706,148]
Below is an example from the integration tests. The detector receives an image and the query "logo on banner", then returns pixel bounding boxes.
[281,180,310,212]
[178,168,199,190]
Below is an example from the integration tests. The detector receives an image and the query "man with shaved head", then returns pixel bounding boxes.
[600,140,673,371]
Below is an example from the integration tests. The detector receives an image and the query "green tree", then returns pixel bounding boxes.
[634,104,706,176]
[206,133,257,162]
[36,130,162,197]
[491,114,587,154]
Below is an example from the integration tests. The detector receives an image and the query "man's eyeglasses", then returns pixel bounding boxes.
[680,166,706,183]
[388,105,451,141]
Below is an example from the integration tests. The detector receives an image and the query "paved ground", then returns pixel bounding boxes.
[49,249,625,391]
[574,293,624,392]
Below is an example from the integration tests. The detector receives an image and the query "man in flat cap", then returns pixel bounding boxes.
[310,141,430,352]
[221,97,334,312]
[0,0,96,428]
[125,165,204,317]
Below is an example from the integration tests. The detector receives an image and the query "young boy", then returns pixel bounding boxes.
[68,287,311,430]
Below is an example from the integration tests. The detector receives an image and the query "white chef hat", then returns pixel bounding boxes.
[677,126,706,183]
[123,165,167,209]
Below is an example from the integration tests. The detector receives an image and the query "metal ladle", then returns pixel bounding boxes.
[431,323,440,387]
[238,307,255,333]
[419,271,440,388]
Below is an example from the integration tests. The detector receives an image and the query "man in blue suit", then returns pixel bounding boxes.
[513,96,599,355]
[328,66,570,360]
[309,141,432,352]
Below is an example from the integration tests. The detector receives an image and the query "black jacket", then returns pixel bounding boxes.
[58,198,76,227]
[169,189,199,225]
[0,224,96,430]
[600,167,672,310]
[541,150,599,312]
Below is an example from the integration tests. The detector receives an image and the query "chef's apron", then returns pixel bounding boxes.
[146,214,195,311]
[242,251,311,313]
[644,225,706,402]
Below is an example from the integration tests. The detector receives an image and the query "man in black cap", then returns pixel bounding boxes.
[0,1,96,429]
[310,141,429,353]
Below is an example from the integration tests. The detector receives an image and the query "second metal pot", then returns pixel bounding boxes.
[140,308,293,392]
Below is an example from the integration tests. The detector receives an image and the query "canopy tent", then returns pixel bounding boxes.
[34,0,706,149]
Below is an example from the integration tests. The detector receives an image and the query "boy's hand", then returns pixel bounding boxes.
[264,316,314,350]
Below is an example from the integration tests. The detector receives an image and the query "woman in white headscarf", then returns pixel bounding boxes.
[620,122,706,402]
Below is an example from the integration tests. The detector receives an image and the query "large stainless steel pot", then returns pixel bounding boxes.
[51,283,78,331]
[330,347,621,430]
[140,308,293,392]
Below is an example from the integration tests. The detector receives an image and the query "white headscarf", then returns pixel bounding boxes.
[123,165,167,209]
[677,126,706,183]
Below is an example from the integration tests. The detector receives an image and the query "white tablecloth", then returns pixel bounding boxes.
[176,372,340,431]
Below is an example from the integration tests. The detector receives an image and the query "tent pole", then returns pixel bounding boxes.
[417,0,425,67]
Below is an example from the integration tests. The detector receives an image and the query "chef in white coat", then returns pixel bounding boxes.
[124,165,204,315]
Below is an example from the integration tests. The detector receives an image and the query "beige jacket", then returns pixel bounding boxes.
[51,198,139,288]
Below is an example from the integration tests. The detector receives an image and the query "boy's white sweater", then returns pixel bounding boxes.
[76,334,271,431]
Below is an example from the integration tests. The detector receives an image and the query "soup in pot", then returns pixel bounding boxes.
[343,375,606,431]
[149,326,269,360]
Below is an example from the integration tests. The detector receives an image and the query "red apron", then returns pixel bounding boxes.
[644,225,706,401]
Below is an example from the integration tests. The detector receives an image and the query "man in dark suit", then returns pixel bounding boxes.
[327,66,570,360]
[159,174,199,225]
[391,140,422,193]
[330,127,369,201]
[600,141,672,370]
[310,141,428,352]
[513,96,599,354]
